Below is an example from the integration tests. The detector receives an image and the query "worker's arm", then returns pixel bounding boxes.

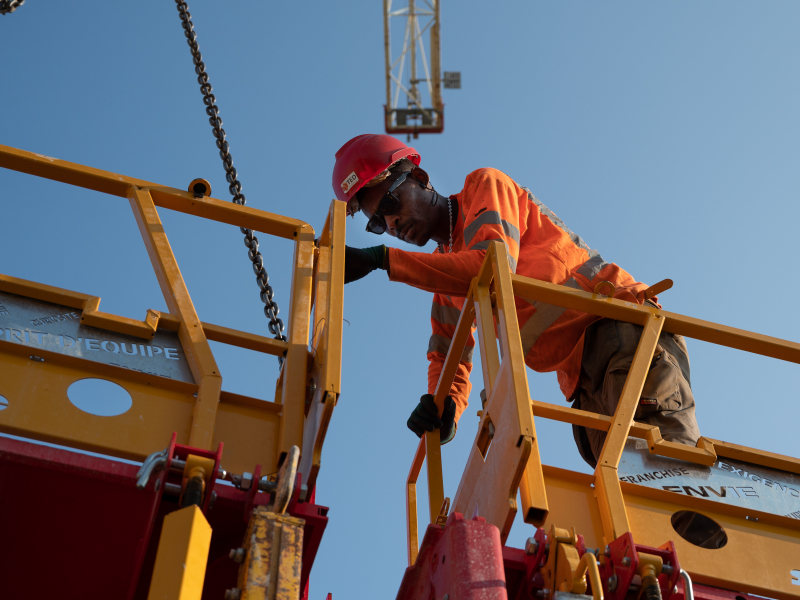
[388,169,522,296]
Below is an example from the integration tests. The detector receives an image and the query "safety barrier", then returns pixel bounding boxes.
[407,241,800,600]
[0,143,345,481]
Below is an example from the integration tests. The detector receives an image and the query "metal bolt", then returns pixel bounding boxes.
[604,545,611,557]
[622,557,631,567]
[209,491,217,510]
[662,564,674,575]
[224,588,242,600]
[229,548,245,564]
[525,537,539,556]
[673,586,678,596]
[608,575,618,592]
[535,588,551,599]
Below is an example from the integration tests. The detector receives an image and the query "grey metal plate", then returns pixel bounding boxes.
[619,439,800,519]
[553,593,592,600]
[0,291,195,384]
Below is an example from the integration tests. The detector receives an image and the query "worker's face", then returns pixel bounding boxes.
[358,167,437,247]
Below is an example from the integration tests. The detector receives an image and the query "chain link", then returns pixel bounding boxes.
[174,0,287,354]
[0,0,24,15]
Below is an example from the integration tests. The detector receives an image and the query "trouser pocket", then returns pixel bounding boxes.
[634,345,682,419]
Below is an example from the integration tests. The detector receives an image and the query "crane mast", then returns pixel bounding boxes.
[383,0,444,138]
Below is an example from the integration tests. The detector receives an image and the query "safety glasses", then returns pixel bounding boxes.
[365,171,410,234]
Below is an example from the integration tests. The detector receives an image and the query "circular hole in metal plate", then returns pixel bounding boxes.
[671,510,728,549]
[0,395,8,410]
[67,378,132,417]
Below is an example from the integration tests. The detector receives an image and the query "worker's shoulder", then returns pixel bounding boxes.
[463,167,519,187]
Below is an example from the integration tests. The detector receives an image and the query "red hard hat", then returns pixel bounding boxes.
[332,134,421,204]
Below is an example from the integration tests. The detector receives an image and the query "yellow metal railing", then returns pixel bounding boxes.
[0,143,345,480]
[407,241,800,600]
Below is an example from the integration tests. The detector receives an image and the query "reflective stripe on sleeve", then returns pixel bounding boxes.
[468,239,518,273]
[431,302,462,327]
[428,333,474,363]
[575,253,609,280]
[464,210,521,247]
[519,278,582,356]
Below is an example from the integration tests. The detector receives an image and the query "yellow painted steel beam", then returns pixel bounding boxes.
[473,283,500,397]
[0,273,159,340]
[202,322,288,357]
[0,143,309,240]
[491,243,537,443]
[147,505,212,600]
[129,186,222,450]
[489,243,549,526]
[426,278,478,524]
[423,429,446,526]
[313,200,345,397]
[300,202,345,492]
[596,313,664,470]
[592,313,663,542]
[512,274,800,364]
[406,437,426,566]
[235,506,305,600]
[706,437,800,476]
[277,227,315,458]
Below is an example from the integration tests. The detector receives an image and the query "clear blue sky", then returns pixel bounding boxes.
[2,1,800,598]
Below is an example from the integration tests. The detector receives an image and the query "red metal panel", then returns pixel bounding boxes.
[396,512,508,600]
[0,436,162,599]
[0,435,328,600]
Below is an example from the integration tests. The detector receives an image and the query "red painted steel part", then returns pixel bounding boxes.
[396,512,508,600]
[0,435,328,600]
[598,532,681,600]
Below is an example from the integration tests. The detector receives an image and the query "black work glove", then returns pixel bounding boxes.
[344,245,387,284]
[407,394,457,445]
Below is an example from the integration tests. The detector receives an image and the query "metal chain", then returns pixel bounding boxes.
[174,0,287,354]
[0,0,24,15]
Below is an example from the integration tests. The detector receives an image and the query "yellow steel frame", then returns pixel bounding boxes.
[407,241,800,600]
[0,144,345,479]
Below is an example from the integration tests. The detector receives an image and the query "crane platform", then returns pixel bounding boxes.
[1,144,799,600]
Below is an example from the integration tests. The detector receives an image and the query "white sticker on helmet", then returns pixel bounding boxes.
[341,171,359,195]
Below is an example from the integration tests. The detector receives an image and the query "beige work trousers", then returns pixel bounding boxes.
[571,318,701,468]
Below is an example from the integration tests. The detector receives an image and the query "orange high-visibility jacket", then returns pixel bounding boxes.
[387,168,652,423]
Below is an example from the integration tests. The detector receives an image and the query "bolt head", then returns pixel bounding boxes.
[622,556,631,567]
[224,589,242,600]
[229,548,245,564]
[608,574,618,592]
[525,537,539,555]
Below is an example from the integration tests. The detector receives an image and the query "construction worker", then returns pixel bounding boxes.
[332,134,700,467]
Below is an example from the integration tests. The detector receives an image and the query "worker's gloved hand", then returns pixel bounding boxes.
[344,245,387,284]
[407,394,457,445]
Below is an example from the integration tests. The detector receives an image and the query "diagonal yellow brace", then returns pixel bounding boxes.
[594,312,663,542]
[129,185,222,450]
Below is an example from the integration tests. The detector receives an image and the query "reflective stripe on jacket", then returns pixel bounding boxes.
[387,168,652,423]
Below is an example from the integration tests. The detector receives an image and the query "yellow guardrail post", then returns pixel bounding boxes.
[147,505,212,600]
